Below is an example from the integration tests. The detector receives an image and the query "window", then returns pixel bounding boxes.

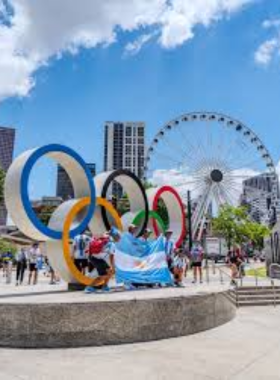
[126,127,132,136]
[125,158,132,166]
[126,146,132,155]
[138,127,144,137]
[138,146,144,155]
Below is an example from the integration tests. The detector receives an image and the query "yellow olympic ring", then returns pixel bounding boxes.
[62,197,123,286]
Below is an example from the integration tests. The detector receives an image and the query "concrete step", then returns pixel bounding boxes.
[238,300,280,307]
[237,295,280,301]
[227,287,280,307]
[236,290,280,296]
[237,286,280,292]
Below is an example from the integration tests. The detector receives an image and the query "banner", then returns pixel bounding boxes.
[114,233,173,285]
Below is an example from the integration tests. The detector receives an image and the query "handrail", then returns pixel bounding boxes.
[216,265,236,285]
[216,265,239,307]
[243,263,261,288]
[269,263,280,307]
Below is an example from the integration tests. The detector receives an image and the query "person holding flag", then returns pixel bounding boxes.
[164,229,175,272]
[85,229,120,294]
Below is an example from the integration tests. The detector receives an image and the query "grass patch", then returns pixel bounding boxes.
[246,266,267,278]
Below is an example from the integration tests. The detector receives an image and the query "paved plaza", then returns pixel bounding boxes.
[0,306,279,380]
[0,266,280,379]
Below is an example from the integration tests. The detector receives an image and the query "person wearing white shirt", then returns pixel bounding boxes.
[72,233,91,275]
[28,243,41,285]
[164,229,175,271]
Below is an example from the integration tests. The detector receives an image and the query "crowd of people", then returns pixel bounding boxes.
[0,226,254,291]
[0,226,207,291]
[70,224,206,293]
[0,243,59,286]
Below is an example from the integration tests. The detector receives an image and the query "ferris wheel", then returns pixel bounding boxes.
[144,112,278,240]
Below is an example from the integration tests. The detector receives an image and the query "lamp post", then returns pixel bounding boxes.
[187,190,193,252]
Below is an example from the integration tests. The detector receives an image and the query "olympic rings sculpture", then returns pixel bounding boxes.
[5,144,186,285]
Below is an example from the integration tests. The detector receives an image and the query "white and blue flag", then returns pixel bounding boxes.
[114,232,173,285]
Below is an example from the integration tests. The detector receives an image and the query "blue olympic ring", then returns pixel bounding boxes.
[20,144,96,240]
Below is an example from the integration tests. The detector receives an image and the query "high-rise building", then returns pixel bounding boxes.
[56,163,96,200]
[241,173,280,226]
[104,122,145,177]
[0,126,16,225]
[104,122,145,198]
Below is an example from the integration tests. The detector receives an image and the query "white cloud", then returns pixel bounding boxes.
[255,18,280,66]
[0,0,256,101]
[255,38,279,65]
[263,19,280,29]
[125,32,157,55]
[159,0,254,48]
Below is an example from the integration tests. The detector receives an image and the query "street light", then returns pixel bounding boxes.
[187,190,193,252]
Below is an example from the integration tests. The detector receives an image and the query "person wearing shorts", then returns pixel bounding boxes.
[72,233,91,274]
[172,250,186,287]
[226,249,242,284]
[28,243,41,285]
[85,230,120,294]
[190,242,204,284]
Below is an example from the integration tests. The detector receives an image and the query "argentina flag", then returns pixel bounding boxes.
[114,233,173,285]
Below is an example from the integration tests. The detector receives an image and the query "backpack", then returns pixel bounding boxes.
[88,237,110,256]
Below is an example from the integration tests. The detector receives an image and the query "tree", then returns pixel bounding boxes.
[156,199,169,229]
[213,205,249,249]
[0,239,17,257]
[35,205,57,225]
[242,222,270,250]
[212,205,270,251]
[143,181,155,190]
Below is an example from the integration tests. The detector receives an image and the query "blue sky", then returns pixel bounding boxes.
[0,0,280,198]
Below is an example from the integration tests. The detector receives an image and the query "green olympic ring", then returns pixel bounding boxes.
[132,210,167,233]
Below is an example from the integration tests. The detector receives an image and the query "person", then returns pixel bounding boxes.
[15,248,27,286]
[226,249,241,285]
[128,224,138,237]
[234,246,245,278]
[181,241,190,279]
[190,242,204,284]
[164,229,175,272]
[28,243,41,285]
[85,230,120,294]
[44,256,57,285]
[72,233,91,275]
[140,228,152,242]
[172,250,186,287]
[2,250,13,284]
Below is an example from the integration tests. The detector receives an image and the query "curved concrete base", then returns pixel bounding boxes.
[0,289,236,348]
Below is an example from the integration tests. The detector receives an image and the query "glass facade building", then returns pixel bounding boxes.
[0,127,16,225]
[104,122,145,198]
[56,163,96,200]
